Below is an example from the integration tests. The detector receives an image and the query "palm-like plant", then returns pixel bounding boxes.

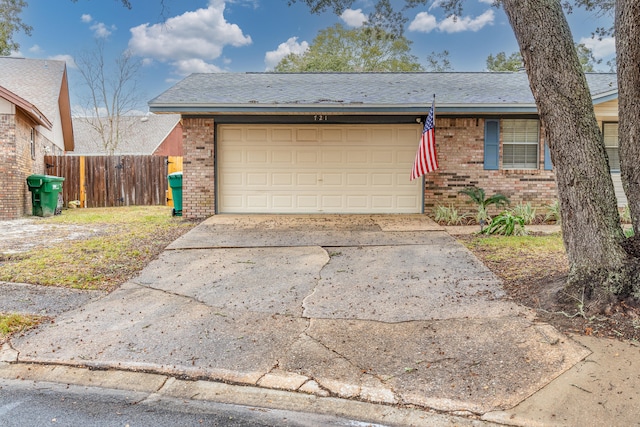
[459,187,510,231]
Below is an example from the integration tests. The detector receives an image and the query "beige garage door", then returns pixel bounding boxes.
[217,124,423,214]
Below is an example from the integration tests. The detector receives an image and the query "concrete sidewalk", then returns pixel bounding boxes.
[2,215,638,426]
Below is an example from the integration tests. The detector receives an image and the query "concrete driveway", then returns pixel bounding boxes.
[7,215,588,415]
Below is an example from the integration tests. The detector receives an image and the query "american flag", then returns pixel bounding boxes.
[410,100,438,180]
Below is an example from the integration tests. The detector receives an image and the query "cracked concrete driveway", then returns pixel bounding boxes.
[7,215,589,415]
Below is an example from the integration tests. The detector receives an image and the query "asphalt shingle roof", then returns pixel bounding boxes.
[71,114,181,155]
[149,72,618,113]
[0,57,66,124]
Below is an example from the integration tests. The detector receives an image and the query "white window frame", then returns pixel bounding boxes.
[603,122,619,173]
[30,128,36,160]
[502,119,540,170]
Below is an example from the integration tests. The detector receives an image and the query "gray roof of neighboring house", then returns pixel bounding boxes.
[71,114,181,155]
[148,72,618,114]
[0,57,67,125]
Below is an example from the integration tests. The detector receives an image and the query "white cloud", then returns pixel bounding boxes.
[341,8,367,27]
[172,58,223,75]
[438,9,495,33]
[264,37,309,70]
[411,9,494,33]
[49,54,77,69]
[408,12,438,33]
[579,36,616,59]
[478,0,495,4]
[90,22,116,38]
[81,14,92,23]
[128,0,251,75]
[29,44,42,54]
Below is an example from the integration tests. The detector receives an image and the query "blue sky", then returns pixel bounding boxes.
[13,0,615,114]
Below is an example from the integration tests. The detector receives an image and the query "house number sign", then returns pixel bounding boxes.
[313,115,329,121]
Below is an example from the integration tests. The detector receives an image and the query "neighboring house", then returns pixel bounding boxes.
[71,114,182,156]
[148,72,620,220]
[0,57,74,220]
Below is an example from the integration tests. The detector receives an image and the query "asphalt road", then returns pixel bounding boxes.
[0,378,381,427]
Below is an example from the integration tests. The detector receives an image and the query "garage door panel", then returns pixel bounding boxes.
[218,124,423,213]
[372,173,394,186]
[272,173,293,186]
[272,129,293,141]
[347,174,368,186]
[347,151,368,163]
[297,173,318,186]
[297,129,318,141]
[297,151,319,163]
[247,173,268,186]
[320,129,343,141]
[272,151,293,163]
[247,195,269,208]
[246,128,268,141]
[371,150,395,164]
[321,173,343,186]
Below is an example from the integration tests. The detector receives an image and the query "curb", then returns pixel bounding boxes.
[0,361,501,427]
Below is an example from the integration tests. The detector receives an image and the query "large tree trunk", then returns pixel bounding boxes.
[617,1,640,254]
[503,0,637,309]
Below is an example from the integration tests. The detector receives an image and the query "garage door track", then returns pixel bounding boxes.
[6,215,588,415]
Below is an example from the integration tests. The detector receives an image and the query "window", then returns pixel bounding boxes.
[30,128,35,160]
[502,119,539,169]
[603,122,619,172]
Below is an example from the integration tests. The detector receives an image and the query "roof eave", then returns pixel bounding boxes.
[592,90,618,104]
[0,85,53,129]
[149,103,541,115]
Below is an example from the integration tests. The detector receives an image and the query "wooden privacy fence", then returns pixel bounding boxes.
[44,155,182,208]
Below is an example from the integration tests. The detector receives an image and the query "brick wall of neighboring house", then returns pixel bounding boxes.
[182,117,215,219]
[0,111,59,219]
[0,113,18,219]
[425,117,558,217]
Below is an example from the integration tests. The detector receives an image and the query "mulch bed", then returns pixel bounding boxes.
[459,234,640,343]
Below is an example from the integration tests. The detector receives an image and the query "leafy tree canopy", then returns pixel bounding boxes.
[274,23,423,72]
[487,44,601,72]
[0,0,31,56]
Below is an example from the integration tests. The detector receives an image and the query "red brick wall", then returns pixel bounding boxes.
[425,117,558,216]
[0,111,56,219]
[182,117,215,219]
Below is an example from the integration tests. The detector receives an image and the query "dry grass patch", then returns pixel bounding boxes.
[0,206,198,291]
[0,313,45,344]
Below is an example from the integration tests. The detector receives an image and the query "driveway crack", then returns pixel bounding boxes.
[129,281,210,308]
[301,246,330,319]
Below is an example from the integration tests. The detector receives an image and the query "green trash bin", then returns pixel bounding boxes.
[26,174,65,217]
[168,172,183,217]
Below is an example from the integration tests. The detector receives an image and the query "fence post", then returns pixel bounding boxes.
[80,156,86,208]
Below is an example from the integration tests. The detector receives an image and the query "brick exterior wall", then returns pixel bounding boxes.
[425,117,558,216]
[182,117,215,219]
[0,111,59,219]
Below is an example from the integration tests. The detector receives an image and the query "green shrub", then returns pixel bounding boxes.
[433,205,470,225]
[544,200,561,224]
[483,211,527,236]
[621,205,631,224]
[459,187,510,227]
[625,227,635,238]
[512,202,537,225]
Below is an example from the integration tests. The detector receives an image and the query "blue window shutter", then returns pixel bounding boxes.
[544,140,552,170]
[484,119,500,170]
